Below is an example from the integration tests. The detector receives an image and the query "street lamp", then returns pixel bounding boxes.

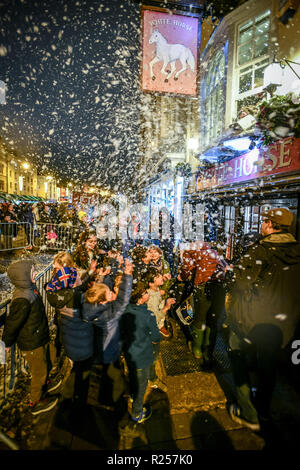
[187,137,199,151]
[264,56,300,96]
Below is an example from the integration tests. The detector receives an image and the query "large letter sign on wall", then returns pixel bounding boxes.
[196,138,300,190]
[141,9,199,96]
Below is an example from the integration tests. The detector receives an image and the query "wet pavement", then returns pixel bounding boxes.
[1,319,300,452]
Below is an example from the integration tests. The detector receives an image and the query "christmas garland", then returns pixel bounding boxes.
[255,92,300,145]
[174,162,192,178]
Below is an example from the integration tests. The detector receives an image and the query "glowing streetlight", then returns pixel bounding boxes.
[187,137,199,151]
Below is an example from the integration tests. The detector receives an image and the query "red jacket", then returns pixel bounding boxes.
[179,243,226,286]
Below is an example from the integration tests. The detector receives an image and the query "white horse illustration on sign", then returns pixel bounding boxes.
[148,29,195,82]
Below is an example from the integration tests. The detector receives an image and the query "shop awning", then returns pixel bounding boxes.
[0,193,45,202]
[0,192,10,202]
[6,193,19,201]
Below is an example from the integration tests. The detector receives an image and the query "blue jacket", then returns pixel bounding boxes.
[46,287,93,362]
[82,274,132,364]
[120,303,161,369]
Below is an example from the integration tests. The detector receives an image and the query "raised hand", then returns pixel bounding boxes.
[90,259,98,273]
[98,266,111,277]
[124,258,133,275]
[165,298,176,308]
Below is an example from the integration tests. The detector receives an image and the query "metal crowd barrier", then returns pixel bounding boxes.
[33,223,75,251]
[0,222,32,252]
[0,222,76,253]
[0,263,54,408]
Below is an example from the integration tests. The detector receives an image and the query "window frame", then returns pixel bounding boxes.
[232,8,272,119]
[200,44,227,151]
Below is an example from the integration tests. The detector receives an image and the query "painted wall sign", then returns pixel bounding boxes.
[141,9,199,96]
[72,192,98,205]
[196,138,300,191]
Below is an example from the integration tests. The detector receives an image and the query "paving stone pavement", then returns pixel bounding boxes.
[2,321,300,451]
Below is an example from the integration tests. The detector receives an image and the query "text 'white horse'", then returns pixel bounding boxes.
[148,29,195,82]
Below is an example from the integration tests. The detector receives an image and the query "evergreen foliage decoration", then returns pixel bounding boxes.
[174,162,192,178]
[255,93,300,145]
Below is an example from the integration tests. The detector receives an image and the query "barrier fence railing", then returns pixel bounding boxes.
[0,222,32,252]
[33,223,75,251]
[0,222,76,252]
[0,263,54,408]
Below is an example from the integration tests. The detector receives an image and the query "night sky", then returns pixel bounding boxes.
[0,0,142,193]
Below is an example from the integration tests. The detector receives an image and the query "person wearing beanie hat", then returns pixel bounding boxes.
[226,206,300,431]
[261,207,294,229]
[2,260,59,415]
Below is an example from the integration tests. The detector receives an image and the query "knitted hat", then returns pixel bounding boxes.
[261,207,294,227]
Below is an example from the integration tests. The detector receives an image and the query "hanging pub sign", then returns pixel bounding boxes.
[196,138,300,191]
[141,7,199,96]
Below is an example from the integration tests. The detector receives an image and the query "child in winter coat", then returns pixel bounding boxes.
[2,260,59,415]
[47,229,58,246]
[148,245,172,297]
[82,259,133,407]
[47,251,80,361]
[145,267,176,339]
[120,282,162,423]
[45,263,93,405]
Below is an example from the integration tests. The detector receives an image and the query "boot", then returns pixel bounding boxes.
[191,328,205,361]
[202,326,211,362]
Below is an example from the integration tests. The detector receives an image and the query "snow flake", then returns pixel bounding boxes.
[275,314,287,321]
[0,46,8,56]
[274,127,290,138]
[243,338,252,344]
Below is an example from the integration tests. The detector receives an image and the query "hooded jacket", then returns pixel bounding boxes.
[2,260,50,350]
[227,232,300,347]
[120,303,161,369]
[46,285,93,362]
[82,273,132,363]
[179,243,226,286]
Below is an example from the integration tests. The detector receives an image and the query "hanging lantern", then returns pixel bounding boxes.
[263,61,284,88]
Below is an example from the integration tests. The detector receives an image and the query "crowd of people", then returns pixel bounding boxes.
[1,205,300,433]
[0,201,96,250]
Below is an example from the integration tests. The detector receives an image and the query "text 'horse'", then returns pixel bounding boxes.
[148,30,195,82]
